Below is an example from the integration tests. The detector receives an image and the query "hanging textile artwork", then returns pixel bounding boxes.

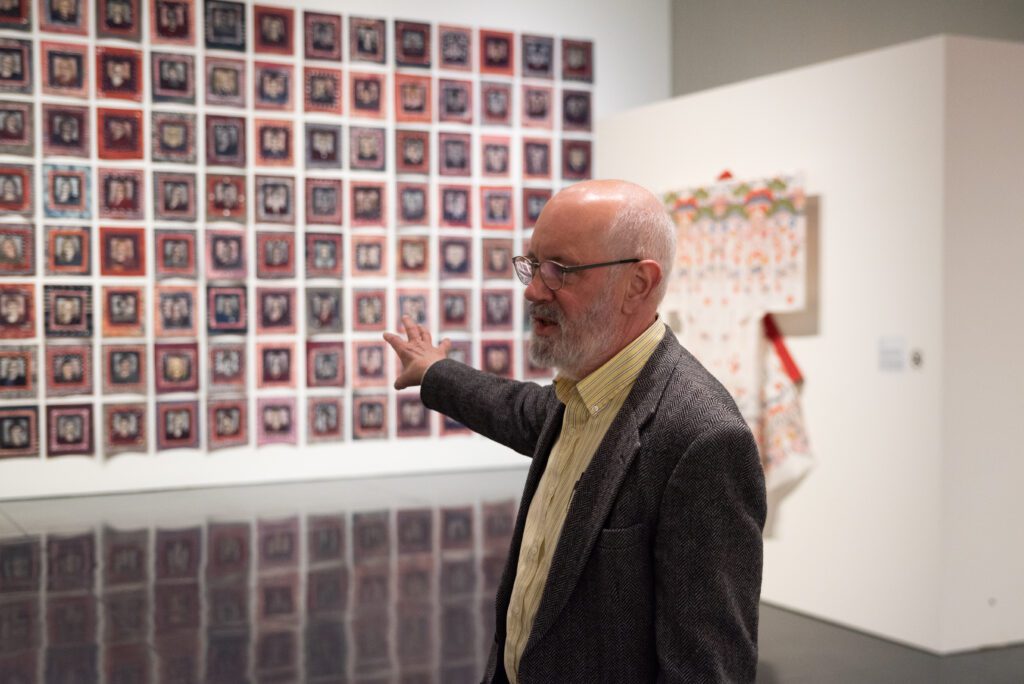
[663,175,813,490]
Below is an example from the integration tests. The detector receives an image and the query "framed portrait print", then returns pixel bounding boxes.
[395,288,429,328]
[482,238,514,280]
[45,226,90,276]
[0,39,31,94]
[438,237,471,279]
[308,397,342,444]
[352,289,385,332]
[352,340,387,388]
[0,284,34,339]
[395,129,429,175]
[306,123,342,170]
[208,398,247,451]
[439,185,471,228]
[305,232,342,278]
[305,178,343,226]
[522,34,554,79]
[562,139,592,180]
[480,81,512,126]
[253,5,293,55]
[562,38,594,82]
[103,343,146,394]
[254,175,295,224]
[204,0,245,51]
[154,172,196,221]
[257,397,296,446]
[396,182,428,227]
[206,173,246,222]
[522,187,551,228]
[438,79,472,124]
[439,288,470,332]
[480,186,514,230]
[41,41,88,98]
[481,339,514,378]
[350,71,385,119]
[396,394,430,438]
[304,12,341,61]
[351,235,385,278]
[304,66,342,114]
[522,138,552,180]
[43,104,89,158]
[438,132,471,177]
[253,61,293,110]
[522,85,553,128]
[256,343,294,388]
[255,287,295,335]
[394,73,431,123]
[0,224,34,275]
[0,346,35,400]
[481,289,514,331]
[155,229,196,279]
[481,136,511,177]
[205,229,246,280]
[151,111,196,163]
[208,343,244,389]
[151,52,195,103]
[98,168,144,220]
[95,46,142,101]
[206,115,246,166]
[350,182,385,228]
[563,89,592,132]
[349,126,383,171]
[207,285,246,334]
[40,0,87,33]
[156,400,199,451]
[44,284,91,338]
[480,29,514,76]
[438,25,471,71]
[97,0,141,41]
[100,227,145,276]
[395,21,430,68]
[153,286,197,337]
[255,231,294,279]
[349,16,384,64]
[306,341,343,388]
[255,118,294,166]
[205,56,244,106]
[45,344,92,397]
[103,403,147,457]
[151,0,196,45]
[97,107,143,160]
[352,393,386,440]
[102,286,144,337]
[46,404,93,457]
[396,235,428,279]
[0,100,32,156]
[154,342,199,393]
[0,164,32,216]
[0,406,37,458]
[306,287,342,334]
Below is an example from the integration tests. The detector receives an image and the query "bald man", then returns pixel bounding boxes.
[385,180,766,683]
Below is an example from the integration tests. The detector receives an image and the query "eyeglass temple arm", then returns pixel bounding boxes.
[560,258,641,274]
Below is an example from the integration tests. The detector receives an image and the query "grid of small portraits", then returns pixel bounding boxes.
[0,498,517,681]
[0,2,594,459]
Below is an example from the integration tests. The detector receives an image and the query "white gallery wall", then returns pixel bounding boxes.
[0,0,671,500]
[597,35,1023,654]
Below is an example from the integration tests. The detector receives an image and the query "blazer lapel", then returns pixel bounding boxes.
[523,328,684,654]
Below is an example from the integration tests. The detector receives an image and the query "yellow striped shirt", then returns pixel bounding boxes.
[504,319,665,682]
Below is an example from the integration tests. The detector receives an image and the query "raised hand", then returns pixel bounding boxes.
[382,315,452,390]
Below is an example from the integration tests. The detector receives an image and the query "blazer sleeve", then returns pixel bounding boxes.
[654,420,767,683]
[420,359,558,456]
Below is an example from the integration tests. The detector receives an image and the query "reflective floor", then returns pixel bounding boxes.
[1,471,1022,683]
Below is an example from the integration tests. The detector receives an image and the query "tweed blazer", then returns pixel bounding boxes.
[420,325,766,683]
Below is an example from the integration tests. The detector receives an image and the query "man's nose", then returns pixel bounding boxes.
[524,273,553,303]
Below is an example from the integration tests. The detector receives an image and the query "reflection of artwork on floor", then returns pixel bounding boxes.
[664,176,813,489]
[0,11,587,462]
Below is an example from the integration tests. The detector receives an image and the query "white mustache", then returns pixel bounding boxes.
[529,303,563,324]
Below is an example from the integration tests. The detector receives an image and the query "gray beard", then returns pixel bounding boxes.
[528,298,619,381]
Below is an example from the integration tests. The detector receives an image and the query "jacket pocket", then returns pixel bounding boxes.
[596,523,645,550]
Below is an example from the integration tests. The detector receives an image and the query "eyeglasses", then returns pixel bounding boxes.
[512,255,640,291]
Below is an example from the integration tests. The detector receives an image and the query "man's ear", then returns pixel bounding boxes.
[621,259,662,314]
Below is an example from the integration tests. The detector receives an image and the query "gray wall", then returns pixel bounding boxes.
[672,0,1024,95]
